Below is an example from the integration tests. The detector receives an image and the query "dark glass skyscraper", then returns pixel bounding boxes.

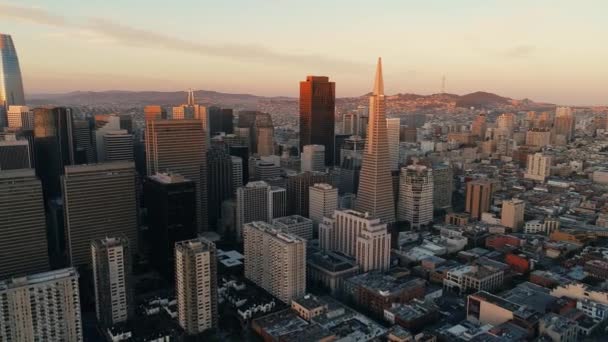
[207,146,233,230]
[299,76,335,166]
[0,34,26,126]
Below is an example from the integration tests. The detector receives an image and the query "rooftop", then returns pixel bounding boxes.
[0,267,78,290]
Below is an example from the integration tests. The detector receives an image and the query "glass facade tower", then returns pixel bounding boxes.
[0,34,26,126]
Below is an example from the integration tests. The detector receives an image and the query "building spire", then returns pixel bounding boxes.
[187,88,195,106]
[373,57,384,96]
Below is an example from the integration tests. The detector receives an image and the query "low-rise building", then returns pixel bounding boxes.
[383,299,439,333]
[444,265,504,295]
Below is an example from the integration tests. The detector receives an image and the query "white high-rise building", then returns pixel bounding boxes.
[398,164,434,229]
[244,221,306,303]
[236,181,271,240]
[6,105,33,129]
[91,236,132,326]
[309,183,338,228]
[95,115,121,161]
[319,209,391,271]
[524,153,552,182]
[0,268,82,342]
[301,144,326,172]
[386,118,400,171]
[175,237,218,335]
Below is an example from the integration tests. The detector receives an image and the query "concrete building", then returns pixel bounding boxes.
[7,105,33,129]
[175,237,218,335]
[236,181,271,240]
[0,169,49,279]
[286,171,332,217]
[465,179,494,220]
[398,164,433,229]
[356,218,392,272]
[268,186,287,220]
[433,163,453,210]
[91,236,133,326]
[306,249,359,295]
[539,313,578,342]
[524,153,552,182]
[0,268,82,341]
[273,215,314,240]
[0,138,30,170]
[301,144,326,172]
[501,199,525,231]
[497,113,515,136]
[525,128,552,147]
[387,118,401,171]
[309,183,338,229]
[230,156,243,194]
[471,113,487,138]
[244,221,306,303]
[94,114,121,162]
[62,162,138,267]
[102,130,133,162]
[444,265,504,295]
[553,106,575,143]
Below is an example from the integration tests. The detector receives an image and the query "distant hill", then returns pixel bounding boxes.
[455,91,510,108]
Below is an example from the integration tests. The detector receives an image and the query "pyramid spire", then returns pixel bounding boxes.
[373,57,384,96]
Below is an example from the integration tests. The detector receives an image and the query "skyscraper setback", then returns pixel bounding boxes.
[299,76,336,166]
[355,58,396,224]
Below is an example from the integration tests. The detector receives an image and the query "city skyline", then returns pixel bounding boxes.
[1,1,607,105]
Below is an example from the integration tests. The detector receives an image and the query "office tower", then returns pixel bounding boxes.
[72,120,96,164]
[398,165,433,229]
[286,171,332,216]
[236,181,271,240]
[339,155,362,194]
[62,162,138,267]
[244,221,306,303]
[236,111,274,156]
[33,107,76,198]
[525,128,551,147]
[272,215,314,240]
[340,135,365,164]
[119,114,133,133]
[356,58,396,224]
[465,179,494,220]
[387,118,401,171]
[206,106,225,136]
[524,153,552,182]
[319,209,390,271]
[146,119,207,230]
[554,106,574,143]
[268,186,287,220]
[255,160,280,181]
[343,113,357,135]
[471,113,487,138]
[94,114,121,161]
[103,130,134,162]
[230,156,243,193]
[0,138,30,170]
[501,198,525,231]
[175,237,218,335]
[300,76,336,166]
[301,144,326,172]
[143,173,197,278]
[230,145,249,184]
[334,134,349,166]
[432,163,453,210]
[91,236,133,326]
[221,108,234,134]
[144,105,167,121]
[206,147,233,229]
[309,183,338,228]
[0,268,82,342]
[497,113,515,136]
[0,34,25,127]
[0,169,49,279]
[7,105,33,129]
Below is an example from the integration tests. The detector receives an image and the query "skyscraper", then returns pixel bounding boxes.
[230,156,243,194]
[175,237,219,335]
[397,164,434,229]
[355,58,396,224]
[91,236,133,326]
[299,76,336,166]
[0,169,49,279]
[236,111,274,156]
[0,268,82,342]
[432,163,453,210]
[146,119,207,230]
[286,171,332,217]
[72,119,96,164]
[94,114,121,161]
[465,179,494,220]
[143,173,197,278]
[244,221,306,303]
[309,183,338,229]
[7,105,33,129]
[0,34,26,127]
[230,145,249,184]
[268,186,287,220]
[554,106,574,143]
[387,118,401,171]
[0,137,30,170]
[207,146,233,229]
[103,130,134,162]
[62,162,138,267]
[301,144,326,172]
[144,105,167,121]
[236,181,271,240]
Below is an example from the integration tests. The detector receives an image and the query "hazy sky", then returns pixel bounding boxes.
[1,0,607,105]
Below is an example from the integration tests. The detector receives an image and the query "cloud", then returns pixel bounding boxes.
[0,3,364,71]
[501,44,537,58]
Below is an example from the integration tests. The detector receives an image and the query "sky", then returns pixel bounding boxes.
[1,0,607,105]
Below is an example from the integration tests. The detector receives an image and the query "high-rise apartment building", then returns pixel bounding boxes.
[300,76,335,166]
[143,173,197,278]
[554,107,574,143]
[465,179,495,220]
[91,236,133,326]
[319,209,390,272]
[102,130,134,162]
[524,153,552,182]
[0,34,26,127]
[0,268,82,342]
[0,169,49,279]
[387,118,401,171]
[525,128,551,147]
[207,146,233,230]
[145,119,207,230]
[62,162,138,267]
[501,199,525,231]
[175,237,218,335]
[272,215,314,240]
[356,58,396,224]
[286,171,332,217]
[0,138,30,170]
[236,181,271,240]
[7,105,33,129]
[309,183,338,228]
[433,163,453,210]
[244,221,306,303]
[398,164,434,229]
[301,144,326,172]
